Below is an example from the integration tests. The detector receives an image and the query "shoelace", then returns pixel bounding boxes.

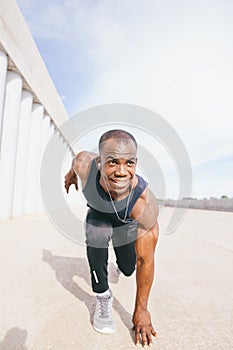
[96,295,111,319]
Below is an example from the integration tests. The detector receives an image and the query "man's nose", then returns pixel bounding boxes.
[115,164,127,176]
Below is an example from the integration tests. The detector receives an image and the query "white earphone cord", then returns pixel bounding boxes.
[102,174,135,224]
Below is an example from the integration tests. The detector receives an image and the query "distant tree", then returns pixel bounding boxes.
[182,197,197,200]
[221,195,228,199]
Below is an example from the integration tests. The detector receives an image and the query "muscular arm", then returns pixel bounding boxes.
[131,189,159,347]
[64,151,97,193]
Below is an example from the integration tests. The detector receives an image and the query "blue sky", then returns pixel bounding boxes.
[16,0,233,199]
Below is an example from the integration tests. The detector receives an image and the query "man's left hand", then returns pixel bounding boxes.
[64,170,78,193]
[133,308,156,347]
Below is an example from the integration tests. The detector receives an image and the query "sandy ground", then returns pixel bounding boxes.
[0,207,233,350]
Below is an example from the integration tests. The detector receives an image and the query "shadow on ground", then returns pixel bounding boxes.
[0,327,28,350]
[42,250,134,342]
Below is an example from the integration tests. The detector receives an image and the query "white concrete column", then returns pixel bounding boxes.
[0,50,8,142]
[37,113,51,212]
[12,90,33,216]
[58,133,64,144]
[39,120,55,212]
[48,121,55,140]
[24,103,44,214]
[68,149,73,159]
[0,71,22,220]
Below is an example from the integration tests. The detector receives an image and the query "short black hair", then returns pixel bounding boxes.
[99,129,137,151]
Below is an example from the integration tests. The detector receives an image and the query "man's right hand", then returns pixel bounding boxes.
[64,169,78,193]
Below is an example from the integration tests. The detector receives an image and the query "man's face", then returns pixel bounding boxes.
[99,138,137,196]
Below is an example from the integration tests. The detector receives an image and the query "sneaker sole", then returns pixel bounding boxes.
[93,325,115,334]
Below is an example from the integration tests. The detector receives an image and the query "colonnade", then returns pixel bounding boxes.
[0,49,71,220]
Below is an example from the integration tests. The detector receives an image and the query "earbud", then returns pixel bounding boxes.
[97,163,100,170]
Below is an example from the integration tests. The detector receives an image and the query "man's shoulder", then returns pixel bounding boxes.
[131,187,158,229]
[135,174,148,188]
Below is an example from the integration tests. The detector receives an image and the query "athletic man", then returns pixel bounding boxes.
[64,129,159,347]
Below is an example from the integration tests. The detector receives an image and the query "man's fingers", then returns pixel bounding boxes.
[135,326,141,346]
[141,329,149,348]
[146,332,153,347]
[150,326,157,337]
[65,184,69,193]
[134,327,156,348]
[135,328,150,348]
[64,182,79,193]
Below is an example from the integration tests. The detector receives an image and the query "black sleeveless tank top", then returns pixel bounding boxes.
[82,159,148,227]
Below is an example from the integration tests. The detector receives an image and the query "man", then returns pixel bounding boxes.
[64,129,159,347]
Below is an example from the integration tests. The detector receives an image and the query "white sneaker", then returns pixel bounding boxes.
[114,266,123,278]
[93,290,114,334]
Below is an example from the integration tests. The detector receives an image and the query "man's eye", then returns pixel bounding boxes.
[109,160,117,165]
[127,160,134,165]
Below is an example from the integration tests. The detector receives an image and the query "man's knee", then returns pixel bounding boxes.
[118,262,136,277]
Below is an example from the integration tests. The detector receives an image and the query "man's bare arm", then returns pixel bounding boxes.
[133,223,159,347]
[131,189,159,347]
[64,151,97,193]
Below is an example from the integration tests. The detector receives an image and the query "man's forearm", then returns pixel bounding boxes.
[135,255,154,310]
[134,224,158,311]
[132,214,158,344]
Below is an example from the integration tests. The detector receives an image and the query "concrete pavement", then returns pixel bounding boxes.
[0,207,232,349]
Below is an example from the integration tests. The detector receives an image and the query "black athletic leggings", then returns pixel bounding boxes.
[85,209,137,293]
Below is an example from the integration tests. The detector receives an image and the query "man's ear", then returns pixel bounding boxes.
[95,156,100,169]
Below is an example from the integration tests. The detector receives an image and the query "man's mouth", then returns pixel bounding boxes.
[110,178,130,187]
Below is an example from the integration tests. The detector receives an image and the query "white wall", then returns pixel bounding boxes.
[0,1,73,220]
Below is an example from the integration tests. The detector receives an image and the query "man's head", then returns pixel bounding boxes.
[98,130,138,197]
[98,129,137,152]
